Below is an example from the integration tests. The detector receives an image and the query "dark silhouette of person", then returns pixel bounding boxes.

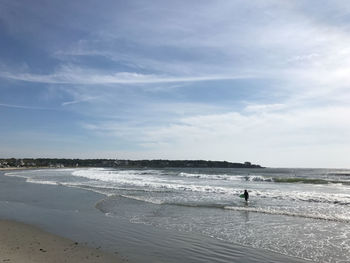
[244,190,249,202]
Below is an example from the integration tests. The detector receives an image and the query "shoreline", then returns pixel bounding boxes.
[0,167,53,171]
[0,169,309,263]
[0,167,36,170]
[0,219,125,263]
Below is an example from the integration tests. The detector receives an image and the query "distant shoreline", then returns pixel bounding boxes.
[0,158,263,169]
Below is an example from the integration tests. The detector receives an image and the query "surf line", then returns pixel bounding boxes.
[224,206,350,223]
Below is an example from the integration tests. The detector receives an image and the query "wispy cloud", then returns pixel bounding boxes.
[61,96,99,106]
[0,103,54,110]
[0,66,254,85]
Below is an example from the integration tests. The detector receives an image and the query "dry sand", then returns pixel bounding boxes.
[0,220,125,263]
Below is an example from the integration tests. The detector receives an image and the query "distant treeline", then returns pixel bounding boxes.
[114,159,262,168]
[0,158,262,169]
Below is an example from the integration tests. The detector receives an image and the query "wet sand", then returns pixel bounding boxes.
[0,220,123,263]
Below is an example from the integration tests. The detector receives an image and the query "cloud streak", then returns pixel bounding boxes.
[1,68,254,85]
[0,103,54,110]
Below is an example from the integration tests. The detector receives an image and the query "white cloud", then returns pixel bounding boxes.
[244,103,286,113]
[0,66,253,85]
[80,103,350,167]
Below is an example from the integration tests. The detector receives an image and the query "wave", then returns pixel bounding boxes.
[119,194,163,205]
[17,178,350,206]
[177,172,273,182]
[273,177,350,185]
[327,173,350,177]
[165,202,228,209]
[7,168,350,187]
[26,178,60,185]
[224,206,350,223]
[177,172,350,185]
[4,174,23,180]
[5,168,350,206]
[177,172,239,181]
[44,178,350,206]
[125,191,350,209]
[244,175,273,182]
[96,194,350,223]
[176,172,349,185]
[168,202,350,222]
[64,183,175,195]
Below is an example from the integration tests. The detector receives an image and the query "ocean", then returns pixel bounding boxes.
[3,167,350,262]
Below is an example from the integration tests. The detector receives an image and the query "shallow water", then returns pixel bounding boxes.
[5,167,350,262]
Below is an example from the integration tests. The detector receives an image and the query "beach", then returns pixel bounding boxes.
[0,220,123,263]
[1,168,342,262]
[2,0,350,262]
[0,168,127,262]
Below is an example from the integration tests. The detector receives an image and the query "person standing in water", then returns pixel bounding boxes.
[244,190,249,202]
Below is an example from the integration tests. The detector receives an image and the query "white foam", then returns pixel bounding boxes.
[177,172,237,180]
[119,194,163,205]
[6,168,350,207]
[224,206,350,223]
[59,169,350,205]
[26,178,60,185]
[177,172,273,182]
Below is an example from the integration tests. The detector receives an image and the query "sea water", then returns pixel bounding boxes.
[5,167,350,262]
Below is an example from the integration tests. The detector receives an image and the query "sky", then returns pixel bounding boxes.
[1,0,350,168]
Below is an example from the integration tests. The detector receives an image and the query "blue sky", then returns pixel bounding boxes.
[1,0,350,168]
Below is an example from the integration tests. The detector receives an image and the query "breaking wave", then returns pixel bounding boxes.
[177,172,273,182]
[177,172,350,185]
